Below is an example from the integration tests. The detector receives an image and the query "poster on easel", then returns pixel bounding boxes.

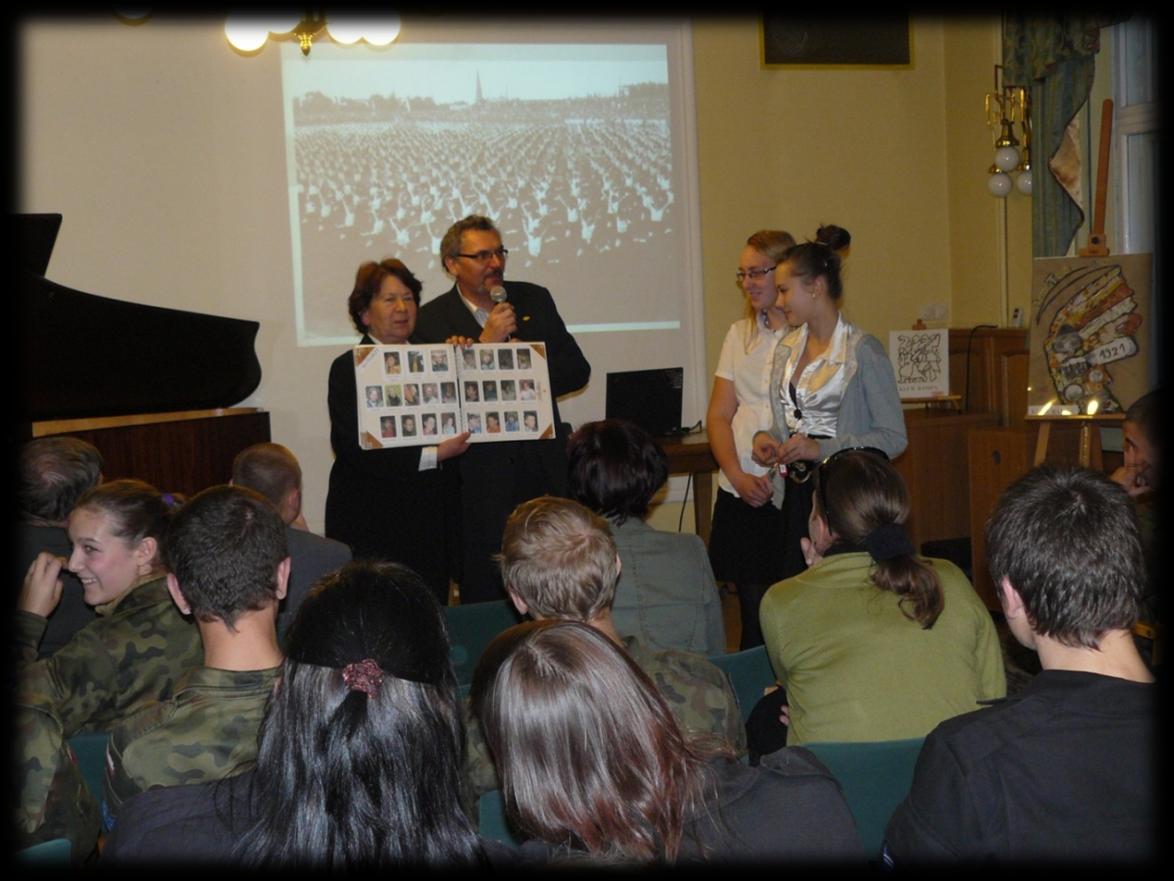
[1027,254,1152,416]
[888,328,949,399]
[353,343,557,449]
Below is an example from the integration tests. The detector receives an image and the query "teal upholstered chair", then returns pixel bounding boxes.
[478,789,525,847]
[706,645,776,723]
[66,731,111,801]
[15,837,73,866]
[803,737,925,859]
[445,600,524,686]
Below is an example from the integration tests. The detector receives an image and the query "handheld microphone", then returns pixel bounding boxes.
[489,286,511,340]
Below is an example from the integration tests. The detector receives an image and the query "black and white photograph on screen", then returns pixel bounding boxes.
[284,37,684,350]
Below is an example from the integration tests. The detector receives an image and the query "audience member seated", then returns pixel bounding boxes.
[566,418,725,655]
[103,485,289,829]
[462,497,745,799]
[15,436,104,657]
[230,442,352,640]
[15,479,202,735]
[102,561,505,868]
[1110,389,1160,625]
[471,620,864,865]
[14,697,100,863]
[885,466,1157,864]
[757,450,1005,748]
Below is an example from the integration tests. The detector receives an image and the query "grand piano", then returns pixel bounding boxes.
[17,213,271,495]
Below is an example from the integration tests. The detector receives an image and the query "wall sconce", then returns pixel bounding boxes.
[984,65,1032,198]
[225,13,401,56]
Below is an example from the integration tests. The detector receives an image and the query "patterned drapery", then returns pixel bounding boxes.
[1002,15,1125,257]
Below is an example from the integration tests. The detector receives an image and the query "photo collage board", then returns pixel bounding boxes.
[354,342,557,449]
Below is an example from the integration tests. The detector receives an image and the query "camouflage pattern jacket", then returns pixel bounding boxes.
[102,665,279,829]
[15,576,202,737]
[14,697,100,862]
[462,633,747,798]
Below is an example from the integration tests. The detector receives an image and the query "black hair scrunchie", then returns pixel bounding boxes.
[862,523,915,562]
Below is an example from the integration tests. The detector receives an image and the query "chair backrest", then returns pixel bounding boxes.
[478,789,525,847]
[803,738,925,859]
[66,731,111,802]
[15,837,72,865]
[706,645,776,723]
[445,600,524,686]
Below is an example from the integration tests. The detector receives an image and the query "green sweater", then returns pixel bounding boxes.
[760,552,1006,745]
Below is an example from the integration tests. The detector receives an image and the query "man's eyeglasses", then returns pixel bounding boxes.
[735,265,776,283]
[457,247,509,263]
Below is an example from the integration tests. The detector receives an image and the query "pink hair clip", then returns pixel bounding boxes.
[342,658,384,699]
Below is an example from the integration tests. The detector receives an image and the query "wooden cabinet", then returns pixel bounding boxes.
[967,423,1086,610]
[894,410,998,552]
[30,408,271,499]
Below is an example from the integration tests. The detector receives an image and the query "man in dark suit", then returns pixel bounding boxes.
[414,214,590,603]
[230,442,352,641]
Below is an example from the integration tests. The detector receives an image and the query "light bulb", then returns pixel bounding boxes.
[994,145,1021,172]
[325,16,365,45]
[225,17,270,52]
[987,172,1012,197]
[364,17,401,46]
[265,15,302,35]
[1015,168,1033,195]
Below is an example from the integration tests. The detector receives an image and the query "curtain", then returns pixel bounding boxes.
[1002,15,1125,257]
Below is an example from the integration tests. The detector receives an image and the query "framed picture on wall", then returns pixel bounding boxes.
[761,15,911,68]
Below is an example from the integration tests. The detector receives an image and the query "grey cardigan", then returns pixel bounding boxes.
[758,321,907,506]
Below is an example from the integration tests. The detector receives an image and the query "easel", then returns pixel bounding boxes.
[1025,412,1124,469]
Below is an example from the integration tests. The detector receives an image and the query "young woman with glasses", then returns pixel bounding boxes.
[751,224,908,582]
[704,229,796,649]
[755,450,1005,749]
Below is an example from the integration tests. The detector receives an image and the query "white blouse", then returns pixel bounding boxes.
[714,313,787,497]
[778,314,858,440]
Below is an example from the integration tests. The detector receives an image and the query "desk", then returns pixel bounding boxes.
[656,430,717,544]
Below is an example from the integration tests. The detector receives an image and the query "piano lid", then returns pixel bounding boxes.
[18,212,262,422]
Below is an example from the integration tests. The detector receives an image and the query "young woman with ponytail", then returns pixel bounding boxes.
[758,450,1006,746]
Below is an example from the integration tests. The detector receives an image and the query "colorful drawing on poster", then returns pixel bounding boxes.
[1028,255,1151,415]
